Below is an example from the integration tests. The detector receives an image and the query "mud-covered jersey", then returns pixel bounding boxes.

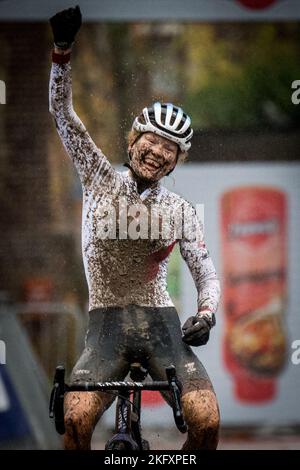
[49,59,220,326]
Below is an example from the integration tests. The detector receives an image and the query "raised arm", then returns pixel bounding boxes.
[49,7,118,190]
[179,203,220,346]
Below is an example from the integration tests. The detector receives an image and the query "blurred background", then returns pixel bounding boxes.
[0,0,300,449]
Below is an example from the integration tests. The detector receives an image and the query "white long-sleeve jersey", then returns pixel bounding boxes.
[49,59,220,326]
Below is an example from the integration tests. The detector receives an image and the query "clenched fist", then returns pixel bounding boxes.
[50,5,82,50]
[182,315,211,347]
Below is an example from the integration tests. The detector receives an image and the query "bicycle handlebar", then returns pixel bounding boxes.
[49,364,187,434]
[66,381,171,391]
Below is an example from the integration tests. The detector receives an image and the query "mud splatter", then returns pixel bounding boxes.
[181,389,220,450]
[50,62,220,322]
[64,391,115,450]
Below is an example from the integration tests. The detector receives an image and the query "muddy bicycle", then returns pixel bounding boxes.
[49,363,187,450]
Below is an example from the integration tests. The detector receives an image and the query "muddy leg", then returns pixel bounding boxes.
[181,388,220,450]
[63,391,114,450]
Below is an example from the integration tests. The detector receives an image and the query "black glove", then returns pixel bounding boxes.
[50,5,82,50]
[182,316,211,347]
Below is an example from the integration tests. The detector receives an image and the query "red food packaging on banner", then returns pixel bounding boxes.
[221,186,287,403]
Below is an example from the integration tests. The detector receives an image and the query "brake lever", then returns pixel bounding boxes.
[49,365,66,435]
[49,383,58,418]
[166,365,187,434]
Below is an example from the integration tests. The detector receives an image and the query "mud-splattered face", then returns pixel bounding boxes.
[128,132,179,182]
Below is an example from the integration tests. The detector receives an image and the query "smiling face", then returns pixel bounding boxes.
[128,132,179,183]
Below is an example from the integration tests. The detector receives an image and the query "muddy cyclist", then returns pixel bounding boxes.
[49,6,221,450]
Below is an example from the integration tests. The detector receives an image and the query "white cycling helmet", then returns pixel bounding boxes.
[132,102,193,152]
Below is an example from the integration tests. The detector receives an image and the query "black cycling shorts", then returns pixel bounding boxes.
[70,304,215,403]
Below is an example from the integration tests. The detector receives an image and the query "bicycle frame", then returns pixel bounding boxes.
[106,363,149,450]
[105,388,141,450]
